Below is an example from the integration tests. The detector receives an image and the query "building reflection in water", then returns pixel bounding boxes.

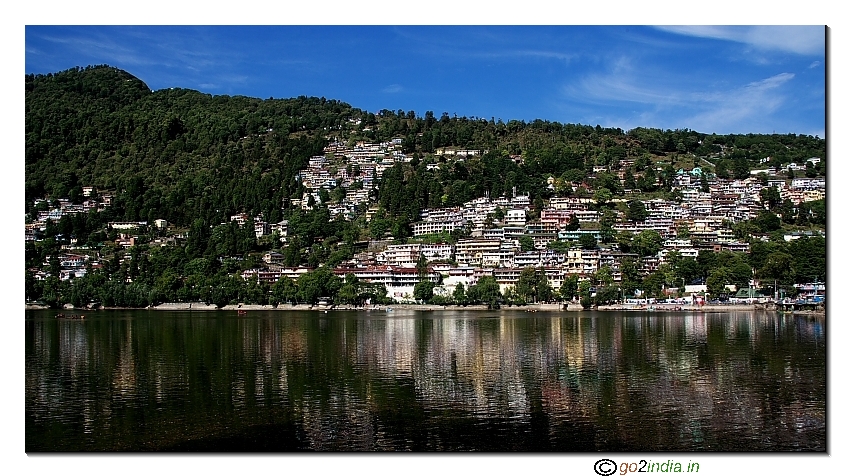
[26,310,825,451]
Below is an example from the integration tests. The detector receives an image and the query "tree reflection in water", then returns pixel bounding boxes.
[25,309,825,451]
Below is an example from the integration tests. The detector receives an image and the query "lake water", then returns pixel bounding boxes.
[25,309,825,451]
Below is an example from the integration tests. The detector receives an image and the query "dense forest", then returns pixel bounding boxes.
[25,65,826,308]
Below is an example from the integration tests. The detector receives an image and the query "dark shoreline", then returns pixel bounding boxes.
[25,302,824,315]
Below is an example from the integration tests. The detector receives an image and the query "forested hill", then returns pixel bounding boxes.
[26,65,826,230]
[26,65,362,226]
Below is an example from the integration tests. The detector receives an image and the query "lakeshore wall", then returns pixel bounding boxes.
[26,302,823,315]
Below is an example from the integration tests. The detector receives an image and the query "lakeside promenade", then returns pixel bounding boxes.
[26,302,822,314]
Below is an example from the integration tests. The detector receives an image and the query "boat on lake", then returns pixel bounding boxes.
[56,313,85,319]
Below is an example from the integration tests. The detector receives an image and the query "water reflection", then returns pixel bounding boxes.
[25,310,825,451]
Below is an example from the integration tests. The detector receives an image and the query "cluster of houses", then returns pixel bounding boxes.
[292,139,418,219]
[229,212,288,241]
[29,252,99,282]
[25,191,113,242]
[26,136,826,304]
[236,151,825,302]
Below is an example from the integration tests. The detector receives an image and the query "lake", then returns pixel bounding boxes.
[25,309,825,451]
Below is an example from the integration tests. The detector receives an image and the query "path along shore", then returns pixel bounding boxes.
[25,302,823,315]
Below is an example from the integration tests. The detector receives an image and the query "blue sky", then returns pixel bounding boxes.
[25,25,825,137]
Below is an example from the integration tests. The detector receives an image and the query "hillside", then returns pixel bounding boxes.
[24,65,826,309]
[26,65,825,227]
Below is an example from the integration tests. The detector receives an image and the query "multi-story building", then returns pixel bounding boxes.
[481,250,515,268]
[455,239,502,266]
[333,265,441,302]
[412,219,466,236]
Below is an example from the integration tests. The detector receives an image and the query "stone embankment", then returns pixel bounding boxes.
[219,304,278,311]
[593,303,821,313]
[27,302,823,315]
[154,302,218,310]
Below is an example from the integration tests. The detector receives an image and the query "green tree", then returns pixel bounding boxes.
[154,269,181,303]
[547,240,571,254]
[715,160,730,179]
[452,282,467,305]
[318,188,330,204]
[699,171,710,193]
[579,233,597,250]
[593,266,615,288]
[493,206,505,221]
[514,267,538,303]
[624,168,637,190]
[519,235,535,252]
[787,236,825,284]
[732,157,750,179]
[760,252,796,286]
[626,200,647,222]
[727,258,754,290]
[673,257,700,286]
[296,267,340,304]
[779,199,796,224]
[632,230,662,257]
[593,187,612,208]
[619,257,641,297]
[578,280,593,309]
[616,231,634,253]
[337,282,359,306]
[468,276,501,308]
[642,269,667,298]
[759,186,781,211]
[416,254,429,277]
[696,250,718,280]
[706,268,730,298]
[271,276,299,305]
[798,199,825,226]
[536,274,554,303]
[638,167,657,192]
[330,186,346,203]
[502,286,519,305]
[753,210,781,233]
[186,218,209,259]
[805,161,817,178]
[560,274,579,301]
[413,279,436,303]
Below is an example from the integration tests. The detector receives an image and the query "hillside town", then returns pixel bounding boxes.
[25,137,826,308]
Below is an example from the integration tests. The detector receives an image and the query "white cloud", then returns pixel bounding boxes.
[569,74,684,106]
[37,33,156,67]
[750,72,795,88]
[563,55,686,107]
[382,84,403,93]
[564,59,798,134]
[655,26,824,56]
[481,49,577,63]
[683,73,795,132]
